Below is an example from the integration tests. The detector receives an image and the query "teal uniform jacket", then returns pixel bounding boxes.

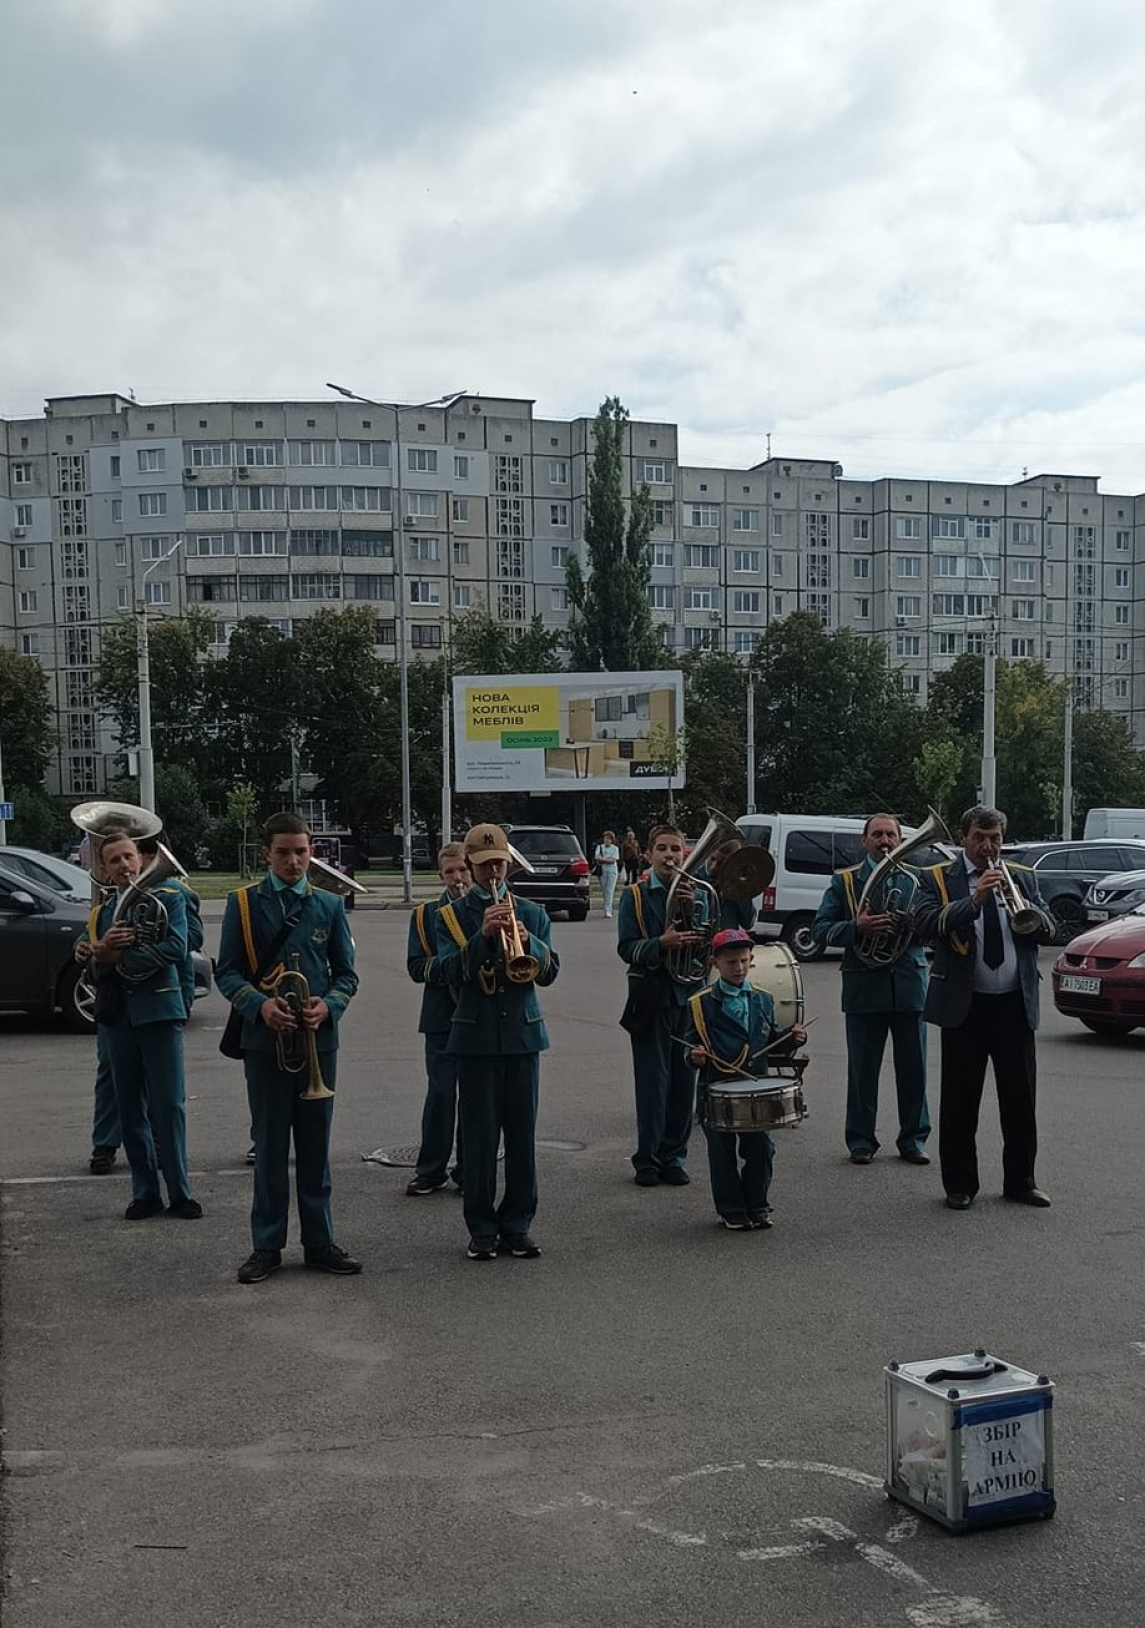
[407,891,459,1036]
[435,887,557,1056]
[811,860,929,1014]
[617,876,695,1008]
[86,883,189,1026]
[684,983,795,1085]
[177,878,204,1017]
[215,876,358,1054]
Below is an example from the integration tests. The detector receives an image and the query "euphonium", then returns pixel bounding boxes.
[989,862,1043,936]
[500,894,540,984]
[272,953,335,1099]
[854,807,952,968]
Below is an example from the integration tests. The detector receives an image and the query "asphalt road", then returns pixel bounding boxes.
[2,908,1143,1628]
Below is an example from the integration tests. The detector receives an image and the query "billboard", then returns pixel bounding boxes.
[452,670,685,793]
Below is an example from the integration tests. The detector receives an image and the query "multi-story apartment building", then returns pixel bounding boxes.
[2,392,1141,797]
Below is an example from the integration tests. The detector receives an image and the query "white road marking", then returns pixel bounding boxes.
[907,1597,1007,1626]
[1131,1342,1145,1357]
[885,1513,921,1544]
[756,1457,885,1492]
[738,1540,825,1561]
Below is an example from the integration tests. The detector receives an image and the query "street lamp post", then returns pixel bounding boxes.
[137,538,182,813]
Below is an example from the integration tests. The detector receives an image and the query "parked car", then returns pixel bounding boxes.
[1083,869,1145,926]
[1001,839,1145,943]
[0,846,92,902]
[1052,909,1145,1035]
[501,825,591,920]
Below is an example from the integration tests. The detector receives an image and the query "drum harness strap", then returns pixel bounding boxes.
[924,863,970,956]
[688,989,751,1075]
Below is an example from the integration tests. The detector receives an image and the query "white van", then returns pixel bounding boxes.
[734,812,947,961]
[1082,808,1145,840]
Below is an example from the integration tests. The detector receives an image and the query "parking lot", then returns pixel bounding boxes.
[2,907,1144,1627]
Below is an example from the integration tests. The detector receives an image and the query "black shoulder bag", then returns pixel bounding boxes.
[219,907,301,1060]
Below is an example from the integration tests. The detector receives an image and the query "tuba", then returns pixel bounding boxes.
[307,855,368,900]
[853,807,951,968]
[663,808,775,986]
[271,953,335,1100]
[71,801,186,994]
[71,799,163,904]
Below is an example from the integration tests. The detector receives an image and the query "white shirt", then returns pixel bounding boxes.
[963,855,1020,994]
[595,843,619,867]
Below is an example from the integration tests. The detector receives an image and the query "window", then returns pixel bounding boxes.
[1115,604,1130,624]
[139,492,167,518]
[114,541,127,566]
[188,486,234,512]
[1012,560,1036,582]
[235,484,285,512]
[897,557,921,578]
[685,587,714,610]
[1011,638,1036,658]
[771,513,784,537]
[454,454,470,480]
[896,595,921,617]
[852,558,869,579]
[773,594,784,614]
[967,556,998,579]
[497,583,526,622]
[548,460,568,484]
[1116,641,1129,661]
[290,529,338,556]
[187,576,237,603]
[16,546,34,570]
[346,575,394,602]
[138,448,165,472]
[339,485,388,512]
[109,456,121,478]
[374,620,396,646]
[933,593,964,616]
[240,576,290,601]
[1114,678,1129,700]
[772,555,785,577]
[141,537,168,561]
[647,585,675,610]
[188,443,227,467]
[690,503,719,527]
[684,627,719,649]
[1012,521,1036,543]
[409,580,441,605]
[289,440,335,466]
[936,632,963,655]
[341,530,392,558]
[1116,529,1131,550]
[292,573,342,600]
[966,594,996,617]
[896,515,921,538]
[12,463,32,484]
[551,587,570,611]
[411,624,443,649]
[145,581,171,606]
[452,539,470,566]
[852,517,870,540]
[409,536,440,561]
[733,631,757,654]
[237,442,280,466]
[732,508,759,531]
[971,516,998,540]
[1011,600,1036,619]
[652,500,672,527]
[934,555,961,578]
[966,632,987,654]
[931,516,966,539]
[339,441,389,468]
[18,590,37,612]
[451,497,469,523]
[19,633,38,655]
[1074,525,1096,557]
[685,544,717,568]
[111,499,123,523]
[733,549,760,572]
[406,492,439,519]
[1115,567,1130,587]
[407,447,438,473]
[550,545,570,568]
[895,633,921,657]
[494,454,522,493]
[808,592,831,627]
[853,596,870,618]
[550,502,569,527]
[454,583,473,610]
[733,591,760,613]
[639,459,672,483]
[15,503,33,527]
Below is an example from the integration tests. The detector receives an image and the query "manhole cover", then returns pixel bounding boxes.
[536,1139,586,1152]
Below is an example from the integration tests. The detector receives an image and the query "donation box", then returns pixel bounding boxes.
[885,1349,1055,1531]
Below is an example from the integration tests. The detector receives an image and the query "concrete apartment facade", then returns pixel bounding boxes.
[1,391,1141,798]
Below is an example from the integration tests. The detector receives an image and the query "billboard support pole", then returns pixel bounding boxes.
[573,791,587,858]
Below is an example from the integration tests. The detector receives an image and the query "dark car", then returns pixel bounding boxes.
[502,825,591,920]
[1001,839,1145,942]
[1052,908,1145,1035]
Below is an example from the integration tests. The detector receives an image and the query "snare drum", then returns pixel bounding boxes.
[705,1078,807,1134]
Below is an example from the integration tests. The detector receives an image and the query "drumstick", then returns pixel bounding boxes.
[753,1015,819,1059]
[670,1037,757,1082]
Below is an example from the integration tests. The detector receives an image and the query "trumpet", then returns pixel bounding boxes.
[499,893,540,984]
[271,953,335,1100]
[988,863,1043,936]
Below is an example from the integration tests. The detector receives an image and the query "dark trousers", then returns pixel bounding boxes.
[938,990,1038,1199]
[414,1032,463,1186]
[844,1010,930,1156]
[91,1026,122,1152]
[701,1122,775,1221]
[246,1050,337,1251]
[456,1054,539,1240]
[103,1019,192,1206]
[629,1002,696,1174]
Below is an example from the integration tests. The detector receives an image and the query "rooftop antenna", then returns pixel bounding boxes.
[766,432,772,459]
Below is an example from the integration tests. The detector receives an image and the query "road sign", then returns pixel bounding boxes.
[0,802,14,820]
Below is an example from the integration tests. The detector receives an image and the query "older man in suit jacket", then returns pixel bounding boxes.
[912,805,1055,1212]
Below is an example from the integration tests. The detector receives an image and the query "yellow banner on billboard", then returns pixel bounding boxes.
[463,684,560,743]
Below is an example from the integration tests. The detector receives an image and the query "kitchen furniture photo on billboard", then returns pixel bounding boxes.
[452,671,686,793]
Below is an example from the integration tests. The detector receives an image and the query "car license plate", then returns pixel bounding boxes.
[532,865,559,876]
[1060,975,1101,994]
[1086,909,1110,922]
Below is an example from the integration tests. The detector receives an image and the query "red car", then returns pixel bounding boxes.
[1052,908,1145,1035]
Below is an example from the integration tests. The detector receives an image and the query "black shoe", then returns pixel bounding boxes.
[124,1197,164,1221]
[659,1165,690,1187]
[89,1147,117,1175]
[634,1169,660,1187]
[405,1176,448,1196]
[244,1145,256,1166]
[466,1235,498,1260]
[1004,1187,1052,1208]
[899,1150,931,1165]
[499,1232,541,1258]
[850,1151,874,1165]
[237,1248,282,1284]
[945,1192,973,1210]
[167,1198,203,1219]
[303,1244,362,1274]
[720,1215,752,1230]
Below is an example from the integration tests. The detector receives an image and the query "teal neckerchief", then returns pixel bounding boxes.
[717,978,749,1025]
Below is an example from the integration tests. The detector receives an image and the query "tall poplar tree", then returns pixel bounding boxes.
[565,396,660,671]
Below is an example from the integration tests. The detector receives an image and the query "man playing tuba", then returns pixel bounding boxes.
[810,812,932,1168]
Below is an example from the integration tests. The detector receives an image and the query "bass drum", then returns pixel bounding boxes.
[740,941,805,1031]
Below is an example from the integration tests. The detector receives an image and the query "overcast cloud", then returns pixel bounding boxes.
[3,0,1145,489]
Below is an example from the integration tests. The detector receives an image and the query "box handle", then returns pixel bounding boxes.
[923,1360,1007,1385]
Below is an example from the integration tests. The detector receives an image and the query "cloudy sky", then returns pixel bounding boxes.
[4,0,1145,489]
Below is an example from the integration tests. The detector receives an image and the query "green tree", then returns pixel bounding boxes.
[93,611,213,770]
[0,647,55,788]
[565,397,659,671]
[1070,708,1145,835]
[105,763,212,863]
[205,619,301,800]
[451,607,563,675]
[674,650,750,827]
[912,738,967,828]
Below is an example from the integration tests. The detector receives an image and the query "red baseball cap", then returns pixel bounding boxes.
[711,928,753,952]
